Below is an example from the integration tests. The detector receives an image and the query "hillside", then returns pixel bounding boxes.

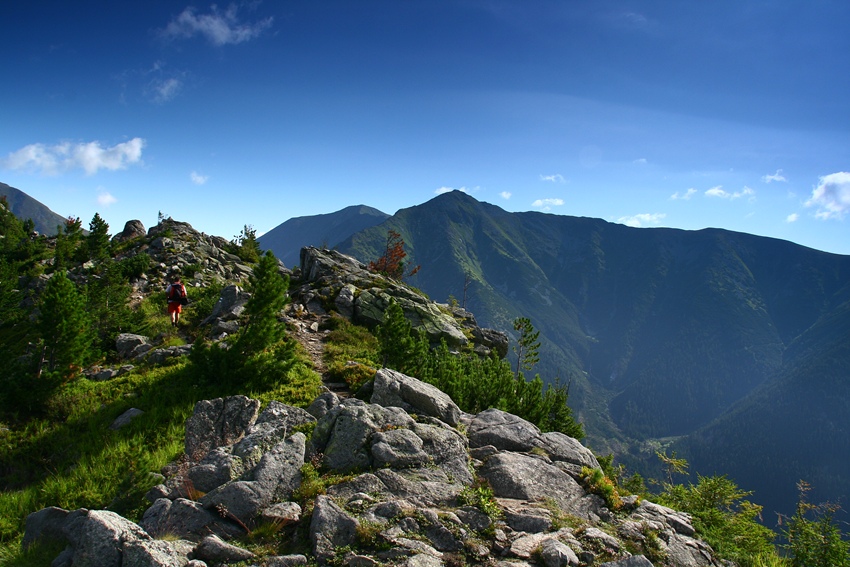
[258,205,389,268]
[0,182,70,236]
[0,210,764,567]
[334,190,850,517]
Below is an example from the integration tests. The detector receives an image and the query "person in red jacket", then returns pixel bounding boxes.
[165,276,187,327]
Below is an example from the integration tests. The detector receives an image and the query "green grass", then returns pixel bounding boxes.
[0,351,323,563]
[322,314,380,390]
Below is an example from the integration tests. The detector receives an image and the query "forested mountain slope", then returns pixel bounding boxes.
[337,190,850,516]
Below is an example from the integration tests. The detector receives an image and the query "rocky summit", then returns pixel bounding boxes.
[24,367,723,567]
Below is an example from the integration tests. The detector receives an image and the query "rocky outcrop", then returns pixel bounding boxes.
[293,247,507,354]
[112,219,146,243]
[23,371,726,567]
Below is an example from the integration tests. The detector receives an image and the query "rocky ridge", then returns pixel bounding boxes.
[23,368,723,567]
[21,218,725,566]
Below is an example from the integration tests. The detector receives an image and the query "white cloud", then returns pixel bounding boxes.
[500,191,512,200]
[670,188,697,201]
[705,186,755,201]
[162,5,273,46]
[532,198,564,211]
[617,213,666,228]
[805,172,850,220]
[633,158,648,165]
[150,77,182,104]
[539,174,565,183]
[191,171,209,185]
[97,189,117,207]
[1,138,145,175]
[786,213,799,223]
[762,169,787,183]
[705,186,728,198]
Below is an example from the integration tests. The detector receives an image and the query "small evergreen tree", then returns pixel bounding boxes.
[193,251,296,388]
[375,299,428,375]
[512,317,540,379]
[231,224,261,264]
[784,481,850,567]
[237,250,289,355]
[86,212,111,263]
[37,270,92,376]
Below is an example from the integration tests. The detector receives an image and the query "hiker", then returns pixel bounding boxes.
[165,276,187,327]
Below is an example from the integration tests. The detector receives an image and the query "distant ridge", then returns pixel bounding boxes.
[0,182,69,236]
[258,205,389,268]
[333,189,850,517]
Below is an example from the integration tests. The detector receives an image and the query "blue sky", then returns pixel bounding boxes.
[2,1,849,254]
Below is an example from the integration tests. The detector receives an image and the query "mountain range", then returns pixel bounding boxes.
[7,183,849,519]
[262,190,850,519]
[0,182,69,236]
[258,204,389,268]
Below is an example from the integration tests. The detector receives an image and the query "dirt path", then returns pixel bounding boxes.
[290,314,350,397]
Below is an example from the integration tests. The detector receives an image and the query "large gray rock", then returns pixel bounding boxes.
[113,220,146,243]
[121,538,193,567]
[201,433,306,525]
[116,333,150,359]
[22,506,71,550]
[66,510,151,567]
[231,402,314,470]
[310,495,360,564]
[467,408,598,469]
[184,396,261,462]
[355,287,468,346]
[193,534,255,564]
[371,369,461,426]
[187,447,243,493]
[140,498,244,542]
[538,537,580,567]
[310,401,415,472]
[201,284,250,325]
[478,452,597,520]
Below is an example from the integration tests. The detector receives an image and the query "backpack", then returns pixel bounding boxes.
[168,283,187,304]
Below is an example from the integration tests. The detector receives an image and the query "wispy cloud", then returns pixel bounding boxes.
[1,138,145,175]
[705,186,755,201]
[617,213,666,228]
[805,172,850,220]
[499,191,512,200]
[97,189,117,207]
[191,171,209,185]
[532,198,564,211]
[149,77,182,104]
[539,174,566,183]
[762,169,787,183]
[161,4,273,46]
[670,188,697,201]
[786,213,799,223]
[633,158,648,165]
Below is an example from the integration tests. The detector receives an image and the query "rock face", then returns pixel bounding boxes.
[293,247,507,355]
[23,371,727,567]
[112,219,146,243]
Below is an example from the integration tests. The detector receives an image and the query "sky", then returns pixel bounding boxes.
[1,1,849,255]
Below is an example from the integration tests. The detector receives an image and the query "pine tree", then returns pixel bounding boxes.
[86,212,111,263]
[512,317,540,379]
[38,270,91,376]
[238,251,289,354]
[376,299,426,373]
[232,224,261,264]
